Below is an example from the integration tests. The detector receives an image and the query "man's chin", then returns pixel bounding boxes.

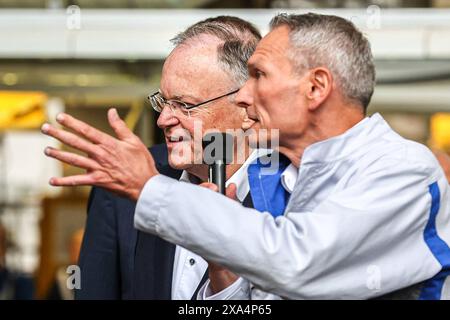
[242,120,260,131]
[168,159,193,171]
[247,129,277,150]
[246,129,263,149]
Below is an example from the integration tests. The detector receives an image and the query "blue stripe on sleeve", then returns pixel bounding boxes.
[419,182,450,300]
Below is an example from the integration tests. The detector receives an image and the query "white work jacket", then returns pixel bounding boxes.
[135,113,450,299]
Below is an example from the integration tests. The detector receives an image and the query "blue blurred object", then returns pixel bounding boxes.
[13,273,35,300]
[248,152,291,217]
[0,270,35,300]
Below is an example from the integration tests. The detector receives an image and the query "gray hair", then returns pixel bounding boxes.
[270,13,376,112]
[171,16,261,86]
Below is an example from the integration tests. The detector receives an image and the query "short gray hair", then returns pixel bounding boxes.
[171,16,261,86]
[270,13,376,112]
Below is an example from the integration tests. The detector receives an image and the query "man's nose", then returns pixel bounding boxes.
[156,107,179,129]
[235,80,253,109]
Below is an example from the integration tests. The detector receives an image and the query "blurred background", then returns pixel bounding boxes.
[0,0,449,300]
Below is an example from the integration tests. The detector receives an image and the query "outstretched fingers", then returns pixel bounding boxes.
[49,174,97,187]
[44,147,99,171]
[108,108,135,141]
[55,112,115,146]
[41,123,98,156]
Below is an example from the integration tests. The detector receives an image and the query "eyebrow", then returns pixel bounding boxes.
[248,55,263,70]
[161,90,199,103]
[171,94,199,102]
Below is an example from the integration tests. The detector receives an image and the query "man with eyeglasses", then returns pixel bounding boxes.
[63,16,270,300]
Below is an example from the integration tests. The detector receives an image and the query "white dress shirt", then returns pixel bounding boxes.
[171,149,271,299]
[135,113,450,299]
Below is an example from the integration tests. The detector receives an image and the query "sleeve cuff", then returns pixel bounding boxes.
[197,277,251,300]
[134,174,178,234]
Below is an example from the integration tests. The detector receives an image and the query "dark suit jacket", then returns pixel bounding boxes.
[75,143,253,300]
[75,144,181,299]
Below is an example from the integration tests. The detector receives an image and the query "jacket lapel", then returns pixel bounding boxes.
[134,144,256,299]
[133,232,175,299]
[242,192,254,208]
[133,146,181,299]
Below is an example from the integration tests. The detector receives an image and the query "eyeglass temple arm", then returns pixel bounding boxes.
[185,89,240,110]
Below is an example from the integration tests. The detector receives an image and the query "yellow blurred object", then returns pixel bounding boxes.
[0,91,47,130]
[430,113,450,152]
[124,101,143,131]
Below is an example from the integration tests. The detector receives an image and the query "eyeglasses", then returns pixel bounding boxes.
[148,88,239,117]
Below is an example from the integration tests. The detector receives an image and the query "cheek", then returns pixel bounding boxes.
[216,113,243,131]
[178,118,199,137]
[256,91,280,124]
[254,81,270,103]
[195,109,225,131]
[182,118,207,158]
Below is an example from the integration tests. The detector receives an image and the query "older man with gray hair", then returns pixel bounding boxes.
[70,16,276,300]
[44,13,450,299]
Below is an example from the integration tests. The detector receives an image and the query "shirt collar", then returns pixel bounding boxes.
[179,170,203,185]
[180,148,272,202]
[280,163,298,194]
[300,113,391,165]
[278,114,390,194]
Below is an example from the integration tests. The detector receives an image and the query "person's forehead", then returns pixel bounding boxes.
[164,35,224,68]
[249,26,291,66]
[161,44,231,99]
[164,44,218,76]
[161,68,230,102]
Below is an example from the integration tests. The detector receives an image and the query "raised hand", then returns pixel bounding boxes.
[42,108,158,201]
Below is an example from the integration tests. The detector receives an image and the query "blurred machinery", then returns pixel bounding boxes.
[0,91,56,299]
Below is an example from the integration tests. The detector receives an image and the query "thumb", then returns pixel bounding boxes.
[226,183,238,201]
[108,108,133,140]
[199,182,219,192]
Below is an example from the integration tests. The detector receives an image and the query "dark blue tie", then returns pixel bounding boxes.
[248,153,291,217]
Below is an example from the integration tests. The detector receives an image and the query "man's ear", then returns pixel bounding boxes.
[305,67,333,111]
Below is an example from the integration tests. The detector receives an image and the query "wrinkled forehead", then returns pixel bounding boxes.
[248,26,292,69]
[161,38,233,98]
[163,34,225,73]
